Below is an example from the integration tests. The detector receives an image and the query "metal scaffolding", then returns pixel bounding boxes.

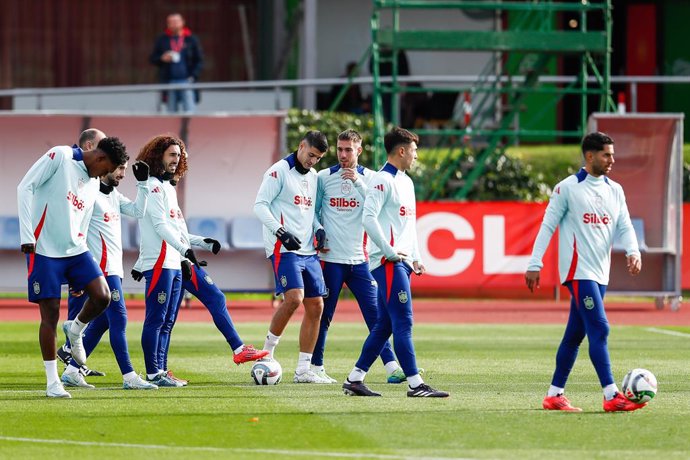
[369,0,614,199]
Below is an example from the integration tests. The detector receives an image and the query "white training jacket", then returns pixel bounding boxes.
[17,145,98,257]
[362,162,422,271]
[527,168,640,285]
[315,164,373,264]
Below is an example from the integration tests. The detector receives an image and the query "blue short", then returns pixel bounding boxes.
[26,252,103,303]
[269,252,326,298]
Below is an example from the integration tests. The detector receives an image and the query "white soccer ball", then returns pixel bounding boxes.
[621,368,657,403]
[251,359,282,385]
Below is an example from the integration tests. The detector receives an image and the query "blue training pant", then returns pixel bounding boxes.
[142,268,182,375]
[312,261,396,367]
[67,276,134,375]
[354,261,419,377]
[172,265,243,351]
[551,279,614,388]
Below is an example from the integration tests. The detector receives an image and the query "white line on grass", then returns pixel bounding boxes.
[645,327,690,338]
[0,435,474,460]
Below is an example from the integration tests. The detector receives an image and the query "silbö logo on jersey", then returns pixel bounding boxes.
[583,296,595,309]
[33,281,40,295]
[111,289,121,302]
[157,291,167,304]
[582,212,611,226]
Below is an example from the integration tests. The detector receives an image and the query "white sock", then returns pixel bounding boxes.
[311,364,325,373]
[296,352,312,373]
[122,371,137,382]
[147,372,160,380]
[547,385,565,397]
[64,363,80,375]
[603,383,619,400]
[233,345,245,355]
[384,361,400,375]
[407,374,423,389]
[348,367,367,382]
[70,318,88,335]
[263,331,280,358]
[44,360,59,386]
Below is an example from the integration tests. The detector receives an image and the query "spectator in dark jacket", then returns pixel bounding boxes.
[150,13,203,113]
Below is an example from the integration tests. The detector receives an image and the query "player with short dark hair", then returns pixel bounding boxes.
[254,130,331,383]
[17,130,128,398]
[526,131,646,412]
[312,129,405,384]
[59,157,158,391]
[342,127,449,398]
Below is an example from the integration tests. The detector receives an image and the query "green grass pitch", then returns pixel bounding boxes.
[0,321,688,459]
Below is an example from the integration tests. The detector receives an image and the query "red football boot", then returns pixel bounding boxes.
[542,394,583,412]
[603,392,647,412]
[233,345,270,365]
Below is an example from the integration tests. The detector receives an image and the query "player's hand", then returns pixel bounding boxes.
[181,260,193,281]
[203,238,221,254]
[525,270,540,292]
[412,261,426,276]
[386,251,407,263]
[626,254,642,276]
[161,51,174,63]
[132,161,150,182]
[340,168,357,182]
[314,229,327,252]
[20,243,35,254]
[276,227,301,251]
[131,269,143,282]
[184,248,200,267]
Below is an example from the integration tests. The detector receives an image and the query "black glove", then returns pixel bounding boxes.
[181,260,193,281]
[131,269,143,282]
[276,227,301,251]
[203,237,221,255]
[132,161,150,182]
[315,229,326,251]
[184,248,200,266]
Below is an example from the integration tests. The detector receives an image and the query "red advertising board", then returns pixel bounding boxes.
[412,202,559,297]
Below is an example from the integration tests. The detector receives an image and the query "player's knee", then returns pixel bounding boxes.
[588,321,610,343]
[283,290,304,309]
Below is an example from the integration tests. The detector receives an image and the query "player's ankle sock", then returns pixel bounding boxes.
[233,345,245,355]
[407,374,423,389]
[64,364,80,375]
[70,318,88,335]
[147,372,160,380]
[384,361,400,375]
[311,364,325,373]
[44,360,59,385]
[348,367,366,382]
[603,383,619,400]
[547,385,565,397]
[296,352,312,374]
[122,371,137,382]
[263,332,280,357]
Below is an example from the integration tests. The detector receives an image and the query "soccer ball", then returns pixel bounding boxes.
[251,359,282,385]
[621,368,657,403]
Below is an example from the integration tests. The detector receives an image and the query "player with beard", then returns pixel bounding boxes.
[526,132,645,412]
[59,157,158,391]
[254,131,330,383]
[17,130,128,398]
[134,135,199,388]
[311,129,405,384]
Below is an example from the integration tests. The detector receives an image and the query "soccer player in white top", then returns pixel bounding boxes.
[134,135,201,388]
[312,129,403,384]
[17,130,129,398]
[254,130,330,383]
[526,131,645,412]
[343,127,449,398]
[59,158,158,390]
